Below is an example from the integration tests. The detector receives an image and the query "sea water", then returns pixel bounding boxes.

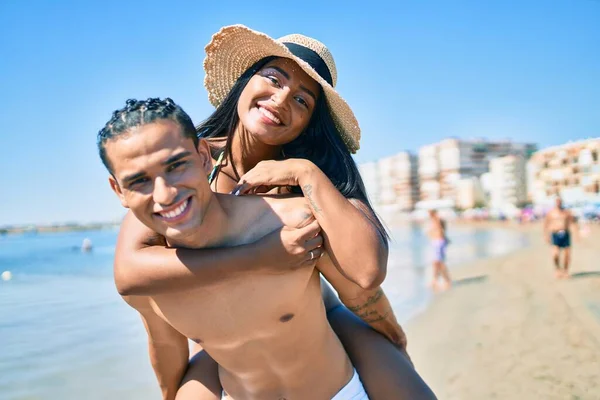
[0,224,528,399]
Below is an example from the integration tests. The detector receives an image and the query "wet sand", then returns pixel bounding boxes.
[406,223,600,399]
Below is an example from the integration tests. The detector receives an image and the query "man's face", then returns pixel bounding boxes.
[106,120,213,241]
[555,198,563,209]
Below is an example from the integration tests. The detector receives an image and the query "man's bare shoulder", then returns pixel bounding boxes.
[261,195,314,229]
[122,294,153,312]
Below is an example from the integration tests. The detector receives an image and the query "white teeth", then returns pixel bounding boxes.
[159,199,188,219]
[259,107,281,124]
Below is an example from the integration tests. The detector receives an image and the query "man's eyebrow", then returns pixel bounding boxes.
[121,152,191,184]
[122,171,147,185]
[162,151,192,165]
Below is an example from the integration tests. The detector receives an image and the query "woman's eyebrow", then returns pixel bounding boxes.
[268,66,290,79]
[299,85,317,102]
[268,65,317,102]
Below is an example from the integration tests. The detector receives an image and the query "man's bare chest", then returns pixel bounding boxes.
[148,264,319,343]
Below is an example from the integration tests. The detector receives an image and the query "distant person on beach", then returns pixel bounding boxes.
[427,210,451,290]
[544,197,577,279]
[100,26,434,400]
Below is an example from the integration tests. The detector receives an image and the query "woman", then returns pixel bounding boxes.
[115,25,434,399]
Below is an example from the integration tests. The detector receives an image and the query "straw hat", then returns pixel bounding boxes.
[204,24,361,153]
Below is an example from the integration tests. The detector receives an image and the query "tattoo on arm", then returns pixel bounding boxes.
[346,287,384,311]
[302,184,322,215]
[345,288,392,323]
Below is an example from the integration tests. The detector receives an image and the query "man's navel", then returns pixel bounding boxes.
[279,313,295,323]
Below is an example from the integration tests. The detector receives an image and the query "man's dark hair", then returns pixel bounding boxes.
[97,97,198,173]
[197,57,389,242]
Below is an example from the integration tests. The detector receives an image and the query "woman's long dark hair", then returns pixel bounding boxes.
[197,57,389,242]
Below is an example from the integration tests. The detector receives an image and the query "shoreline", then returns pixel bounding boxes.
[0,223,120,236]
[404,224,600,399]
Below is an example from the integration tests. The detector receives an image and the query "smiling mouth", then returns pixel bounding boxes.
[258,106,283,125]
[155,198,191,222]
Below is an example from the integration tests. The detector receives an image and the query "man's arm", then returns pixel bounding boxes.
[123,296,189,400]
[114,211,320,296]
[440,218,447,240]
[568,211,579,240]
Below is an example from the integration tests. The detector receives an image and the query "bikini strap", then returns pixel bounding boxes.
[207,150,225,185]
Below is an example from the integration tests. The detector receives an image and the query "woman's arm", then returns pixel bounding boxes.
[234,159,388,290]
[298,166,388,289]
[114,211,322,296]
[318,253,407,350]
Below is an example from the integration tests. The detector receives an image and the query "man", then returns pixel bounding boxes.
[426,210,451,291]
[544,197,577,278]
[98,98,433,400]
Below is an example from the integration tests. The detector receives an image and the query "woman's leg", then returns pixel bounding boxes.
[176,345,222,400]
[322,282,437,400]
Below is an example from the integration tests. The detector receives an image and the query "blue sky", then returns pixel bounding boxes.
[1,0,598,226]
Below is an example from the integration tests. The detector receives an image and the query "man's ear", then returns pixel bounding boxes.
[108,175,129,208]
[196,138,214,175]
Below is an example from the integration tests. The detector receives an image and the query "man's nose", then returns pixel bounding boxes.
[153,176,177,205]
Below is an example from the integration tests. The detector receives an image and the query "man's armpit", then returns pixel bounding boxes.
[142,231,168,248]
[285,200,315,229]
[295,204,316,229]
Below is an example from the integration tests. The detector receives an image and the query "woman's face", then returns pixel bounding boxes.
[237,57,321,146]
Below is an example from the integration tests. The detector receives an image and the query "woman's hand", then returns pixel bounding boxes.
[258,219,325,274]
[231,159,314,195]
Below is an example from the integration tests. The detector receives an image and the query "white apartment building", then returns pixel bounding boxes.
[455,177,485,209]
[489,155,528,210]
[529,138,600,206]
[418,138,537,207]
[358,161,380,205]
[418,144,441,202]
[378,152,419,211]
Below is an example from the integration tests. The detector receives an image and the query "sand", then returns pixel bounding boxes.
[405,223,600,399]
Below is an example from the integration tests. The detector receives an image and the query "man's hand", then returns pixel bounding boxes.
[258,219,324,273]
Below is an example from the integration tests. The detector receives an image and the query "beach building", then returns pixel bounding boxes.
[418,144,441,204]
[358,161,381,205]
[417,138,537,209]
[489,155,528,210]
[456,176,485,210]
[528,138,600,207]
[378,151,419,211]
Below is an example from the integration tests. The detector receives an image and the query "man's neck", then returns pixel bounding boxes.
[166,194,232,249]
